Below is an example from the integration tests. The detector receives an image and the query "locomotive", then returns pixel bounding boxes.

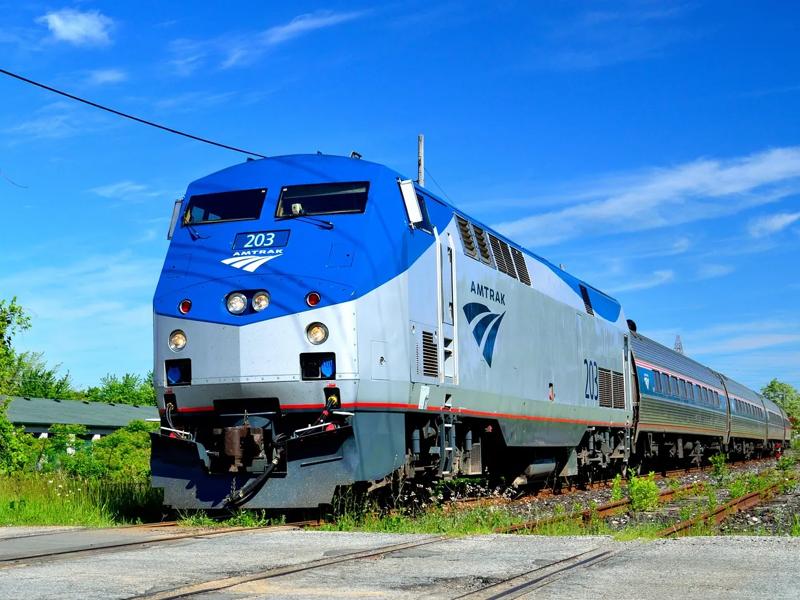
[150,154,792,509]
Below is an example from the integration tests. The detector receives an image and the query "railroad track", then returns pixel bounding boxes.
[656,482,783,537]
[0,520,318,568]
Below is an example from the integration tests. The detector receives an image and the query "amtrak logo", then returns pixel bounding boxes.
[643,373,650,391]
[221,249,283,273]
[463,302,505,367]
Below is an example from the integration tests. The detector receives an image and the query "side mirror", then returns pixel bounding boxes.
[167,198,183,240]
[398,179,423,225]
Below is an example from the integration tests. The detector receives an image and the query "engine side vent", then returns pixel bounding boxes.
[472,224,494,267]
[579,284,594,316]
[510,247,531,286]
[612,370,625,409]
[456,216,478,259]
[421,330,439,378]
[598,368,613,408]
[488,234,518,279]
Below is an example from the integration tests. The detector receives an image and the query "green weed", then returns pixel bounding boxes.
[628,472,660,512]
[610,474,624,501]
[709,452,728,485]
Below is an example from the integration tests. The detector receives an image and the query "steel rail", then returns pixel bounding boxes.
[655,482,782,538]
[0,522,317,568]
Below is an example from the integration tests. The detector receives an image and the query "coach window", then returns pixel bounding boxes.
[694,384,702,403]
[661,373,669,395]
[670,376,679,398]
[653,370,661,392]
[702,388,709,404]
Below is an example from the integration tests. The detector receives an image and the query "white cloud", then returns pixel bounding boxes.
[692,334,800,355]
[3,102,105,141]
[608,269,674,293]
[90,180,161,201]
[168,10,366,73]
[695,263,734,280]
[36,8,114,46]
[493,146,800,247]
[748,211,800,237]
[86,68,126,85]
[262,10,364,46]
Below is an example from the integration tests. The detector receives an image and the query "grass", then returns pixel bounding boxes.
[0,473,163,526]
[320,505,526,535]
[177,510,284,528]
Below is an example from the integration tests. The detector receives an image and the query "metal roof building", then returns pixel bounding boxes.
[2,396,159,436]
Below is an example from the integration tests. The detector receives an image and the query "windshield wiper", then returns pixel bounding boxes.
[280,214,334,230]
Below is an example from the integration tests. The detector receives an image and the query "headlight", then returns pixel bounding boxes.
[168,330,187,352]
[252,291,270,312]
[226,292,247,315]
[306,322,329,345]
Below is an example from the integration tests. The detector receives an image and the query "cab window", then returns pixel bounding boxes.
[276,182,369,217]
[184,188,266,225]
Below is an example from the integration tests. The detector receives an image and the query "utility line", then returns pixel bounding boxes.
[424,166,453,203]
[0,67,267,159]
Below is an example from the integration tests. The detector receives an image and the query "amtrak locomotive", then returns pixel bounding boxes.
[151,154,792,509]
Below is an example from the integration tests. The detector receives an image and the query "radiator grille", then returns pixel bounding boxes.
[421,330,438,378]
[456,216,478,258]
[612,370,625,409]
[599,368,613,408]
[510,247,531,286]
[472,225,494,266]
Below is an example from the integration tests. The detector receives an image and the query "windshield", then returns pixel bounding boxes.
[275,182,369,218]
[184,188,266,225]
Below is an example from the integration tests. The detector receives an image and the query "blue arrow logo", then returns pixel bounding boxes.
[463,302,505,367]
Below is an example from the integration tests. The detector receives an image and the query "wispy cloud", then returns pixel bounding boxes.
[748,211,800,237]
[695,263,734,280]
[90,180,162,201]
[4,102,91,141]
[168,10,366,74]
[36,8,114,47]
[608,269,674,293]
[0,253,161,387]
[86,68,127,85]
[493,146,800,247]
[538,2,694,70]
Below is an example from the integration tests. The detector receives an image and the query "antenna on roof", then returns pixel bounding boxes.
[674,335,684,354]
[417,134,425,186]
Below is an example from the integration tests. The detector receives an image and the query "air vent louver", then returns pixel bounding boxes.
[456,216,478,258]
[421,330,438,378]
[510,247,531,286]
[612,370,625,409]
[599,368,613,408]
[579,284,594,316]
[472,224,494,266]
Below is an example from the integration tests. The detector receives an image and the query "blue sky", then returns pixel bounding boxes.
[1,1,798,391]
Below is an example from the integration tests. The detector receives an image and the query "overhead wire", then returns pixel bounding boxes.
[0,67,267,159]
[423,166,453,203]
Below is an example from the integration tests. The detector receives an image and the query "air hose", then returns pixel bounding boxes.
[223,434,287,508]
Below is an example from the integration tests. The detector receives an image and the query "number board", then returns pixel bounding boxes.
[232,230,290,251]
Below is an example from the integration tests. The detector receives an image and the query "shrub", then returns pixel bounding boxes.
[628,472,660,512]
[610,474,624,501]
[709,452,728,485]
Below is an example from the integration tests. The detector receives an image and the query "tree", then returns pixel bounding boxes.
[84,373,156,406]
[0,398,29,474]
[762,379,800,424]
[0,297,31,396]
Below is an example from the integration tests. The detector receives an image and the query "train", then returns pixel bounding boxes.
[150,153,792,509]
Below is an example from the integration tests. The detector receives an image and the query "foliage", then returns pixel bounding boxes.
[0,472,163,526]
[776,454,796,472]
[178,509,281,529]
[0,297,31,395]
[610,473,624,501]
[628,472,660,512]
[762,379,800,424]
[85,372,156,406]
[709,452,729,485]
[0,398,29,474]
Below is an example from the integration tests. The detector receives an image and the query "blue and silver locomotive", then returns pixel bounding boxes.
[150,154,791,509]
